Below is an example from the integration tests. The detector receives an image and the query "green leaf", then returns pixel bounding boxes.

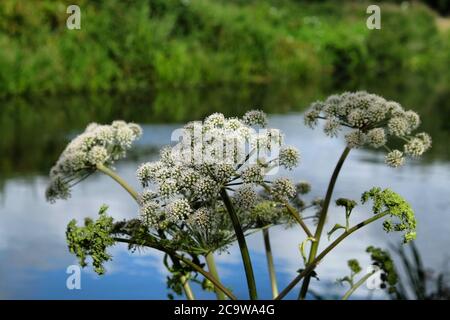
[66,205,115,275]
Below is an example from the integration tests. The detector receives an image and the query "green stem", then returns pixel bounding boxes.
[263,228,279,298]
[341,272,375,300]
[220,188,258,300]
[180,275,195,300]
[96,163,139,201]
[114,237,237,300]
[275,211,388,300]
[261,182,313,238]
[205,252,226,300]
[285,202,314,238]
[299,147,350,299]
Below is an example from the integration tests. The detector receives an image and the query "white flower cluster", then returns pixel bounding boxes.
[136,110,301,230]
[304,91,431,167]
[279,146,301,170]
[46,121,142,202]
[270,177,296,201]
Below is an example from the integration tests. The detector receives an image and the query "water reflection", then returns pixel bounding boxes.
[1,80,449,184]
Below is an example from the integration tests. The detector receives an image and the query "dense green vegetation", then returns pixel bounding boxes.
[0,0,448,96]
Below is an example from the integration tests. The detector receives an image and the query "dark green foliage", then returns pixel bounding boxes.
[361,187,416,243]
[348,259,362,275]
[335,198,357,213]
[66,205,115,274]
[338,259,362,287]
[366,246,398,294]
[0,1,447,96]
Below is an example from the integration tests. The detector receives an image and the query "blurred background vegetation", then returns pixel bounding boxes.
[0,0,448,95]
[0,0,449,176]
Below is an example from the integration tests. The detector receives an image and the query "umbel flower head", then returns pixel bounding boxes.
[304,91,431,167]
[135,110,302,251]
[46,121,142,202]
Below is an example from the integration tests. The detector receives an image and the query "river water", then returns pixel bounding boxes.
[0,85,449,299]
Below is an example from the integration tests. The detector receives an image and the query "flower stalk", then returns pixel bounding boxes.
[220,188,258,300]
[96,163,139,201]
[263,228,279,298]
[298,147,350,299]
[276,210,389,300]
[341,271,375,300]
[205,252,226,300]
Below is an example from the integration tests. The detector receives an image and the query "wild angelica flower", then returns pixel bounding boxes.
[188,207,212,230]
[279,146,300,170]
[304,109,320,128]
[204,112,226,127]
[241,165,264,183]
[304,91,430,167]
[323,118,341,137]
[179,168,201,189]
[136,161,163,186]
[46,121,142,202]
[234,185,258,211]
[139,189,158,204]
[166,198,192,223]
[345,130,366,148]
[416,132,432,150]
[134,110,300,240]
[139,200,160,227]
[404,138,425,157]
[213,163,236,183]
[367,128,386,148]
[250,200,287,226]
[193,177,220,202]
[87,146,109,165]
[158,178,179,198]
[385,150,405,168]
[270,178,296,201]
[242,110,268,127]
[387,117,410,136]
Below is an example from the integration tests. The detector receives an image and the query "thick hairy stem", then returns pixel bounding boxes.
[114,237,237,300]
[341,272,375,300]
[96,163,139,201]
[263,228,279,298]
[299,147,351,299]
[275,211,388,300]
[220,188,258,300]
[205,252,226,300]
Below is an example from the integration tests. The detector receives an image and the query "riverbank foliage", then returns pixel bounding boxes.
[0,0,448,97]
